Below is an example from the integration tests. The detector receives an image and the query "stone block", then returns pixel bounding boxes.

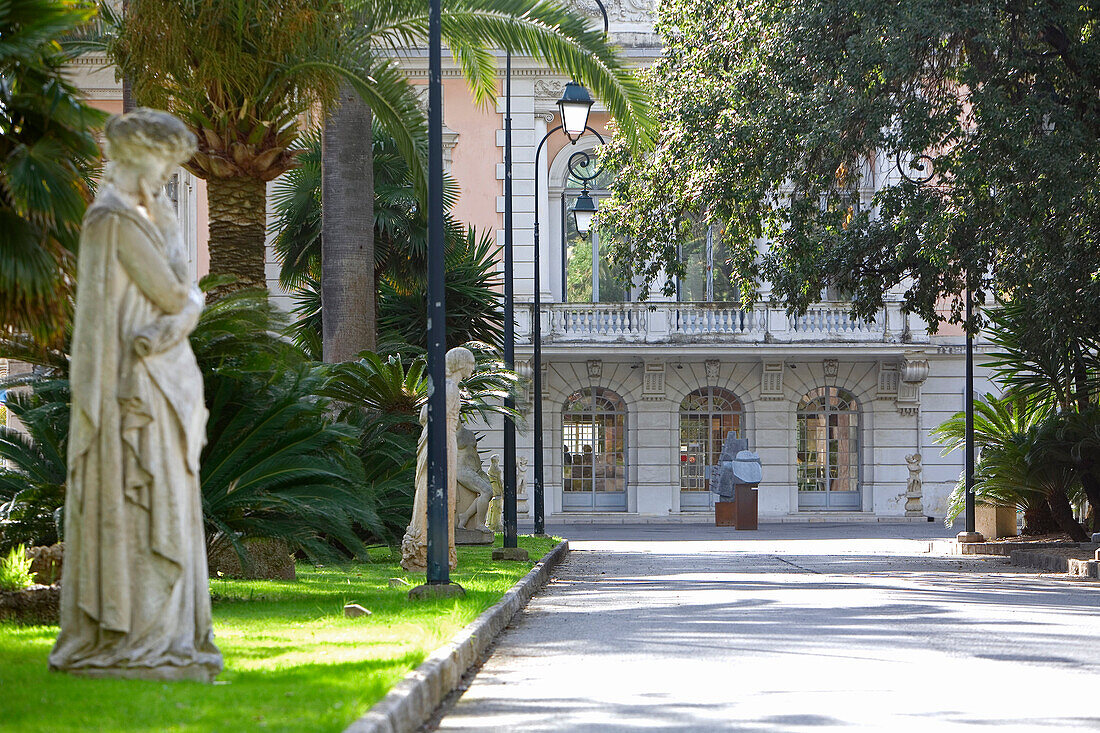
[975,504,1017,539]
[492,547,530,562]
[343,603,371,618]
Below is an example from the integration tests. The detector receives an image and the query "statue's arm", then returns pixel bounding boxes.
[114,214,191,315]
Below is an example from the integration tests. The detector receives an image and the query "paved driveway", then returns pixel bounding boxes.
[431,524,1100,732]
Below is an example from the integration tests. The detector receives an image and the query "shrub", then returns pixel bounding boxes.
[0,545,35,592]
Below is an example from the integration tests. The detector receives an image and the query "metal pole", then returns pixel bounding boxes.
[425,0,449,585]
[503,51,519,549]
[532,127,561,536]
[964,285,976,535]
[533,180,545,536]
[531,126,603,535]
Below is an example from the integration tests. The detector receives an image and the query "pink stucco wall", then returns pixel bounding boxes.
[441,79,501,236]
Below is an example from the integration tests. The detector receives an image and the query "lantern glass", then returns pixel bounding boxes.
[571,191,598,236]
[557,82,594,142]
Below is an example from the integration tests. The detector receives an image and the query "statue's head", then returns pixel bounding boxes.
[104,108,196,189]
[518,456,529,468]
[490,454,500,467]
[456,426,477,450]
[445,346,476,381]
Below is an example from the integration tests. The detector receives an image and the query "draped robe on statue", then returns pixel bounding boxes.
[400,378,460,572]
[49,186,222,681]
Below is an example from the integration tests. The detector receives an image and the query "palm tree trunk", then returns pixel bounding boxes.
[321,87,376,363]
[207,176,268,290]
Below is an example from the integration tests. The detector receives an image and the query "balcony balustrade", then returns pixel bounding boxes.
[515,301,924,346]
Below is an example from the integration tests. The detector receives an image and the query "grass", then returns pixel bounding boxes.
[0,535,559,732]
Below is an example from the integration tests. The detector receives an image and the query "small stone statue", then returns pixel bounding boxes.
[454,427,494,544]
[516,455,530,516]
[50,109,222,682]
[486,455,504,532]
[401,347,476,572]
[904,453,924,517]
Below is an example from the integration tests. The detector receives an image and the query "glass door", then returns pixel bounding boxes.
[562,388,627,511]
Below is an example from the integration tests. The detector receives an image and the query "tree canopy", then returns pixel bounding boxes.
[599,0,1100,340]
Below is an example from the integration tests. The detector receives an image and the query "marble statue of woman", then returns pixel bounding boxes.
[400,347,477,572]
[50,109,222,682]
[486,455,503,532]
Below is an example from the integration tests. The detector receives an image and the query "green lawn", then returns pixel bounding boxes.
[0,535,559,732]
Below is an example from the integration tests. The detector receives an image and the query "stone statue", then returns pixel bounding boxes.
[904,453,924,517]
[516,455,530,516]
[709,434,761,499]
[454,427,494,544]
[486,455,503,532]
[401,347,476,572]
[50,109,222,682]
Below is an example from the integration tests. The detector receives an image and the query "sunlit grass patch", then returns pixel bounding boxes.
[0,535,559,732]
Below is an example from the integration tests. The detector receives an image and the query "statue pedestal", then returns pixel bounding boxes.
[734,485,758,530]
[455,528,493,545]
[715,501,735,527]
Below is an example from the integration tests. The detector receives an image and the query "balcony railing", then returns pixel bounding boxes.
[514,301,924,345]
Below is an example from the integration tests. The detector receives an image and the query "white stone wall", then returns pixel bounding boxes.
[468,350,990,521]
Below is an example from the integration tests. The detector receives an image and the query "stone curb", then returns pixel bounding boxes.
[1010,548,1100,579]
[931,540,1081,556]
[344,540,570,733]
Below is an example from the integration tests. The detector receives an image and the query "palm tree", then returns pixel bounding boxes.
[104,0,428,291]
[0,0,105,347]
[103,0,651,326]
[321,0,655,360]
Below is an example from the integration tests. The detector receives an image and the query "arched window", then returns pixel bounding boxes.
[679,387,743,510]
[797,387,861,510]
[561,152,629,303]
[562,387,627,511]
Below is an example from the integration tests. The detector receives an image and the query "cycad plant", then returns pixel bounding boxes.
[0,0,105,346]
[932,394,1084,538]
[319,344,520,540]
[0,374,68,552]
[0,279,390,560]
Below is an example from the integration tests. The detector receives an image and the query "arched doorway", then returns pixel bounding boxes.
[797,386,861,510]
[562,387,627,511]
[679,387,743,510]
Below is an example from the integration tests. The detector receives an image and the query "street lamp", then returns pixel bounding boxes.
[895,152,983,542]
[530,109,606,535]
[501,0,609,543]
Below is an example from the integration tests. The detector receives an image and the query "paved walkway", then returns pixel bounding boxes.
[432,524,1100,732]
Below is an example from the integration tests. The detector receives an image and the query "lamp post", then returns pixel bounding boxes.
[957,282,984,542]
[896,152,982,542]
[499,1,607,545]
[410,0,464,599]
[531,109,605,535]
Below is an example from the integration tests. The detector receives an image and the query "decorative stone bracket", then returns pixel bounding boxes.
[895,357,929,415]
